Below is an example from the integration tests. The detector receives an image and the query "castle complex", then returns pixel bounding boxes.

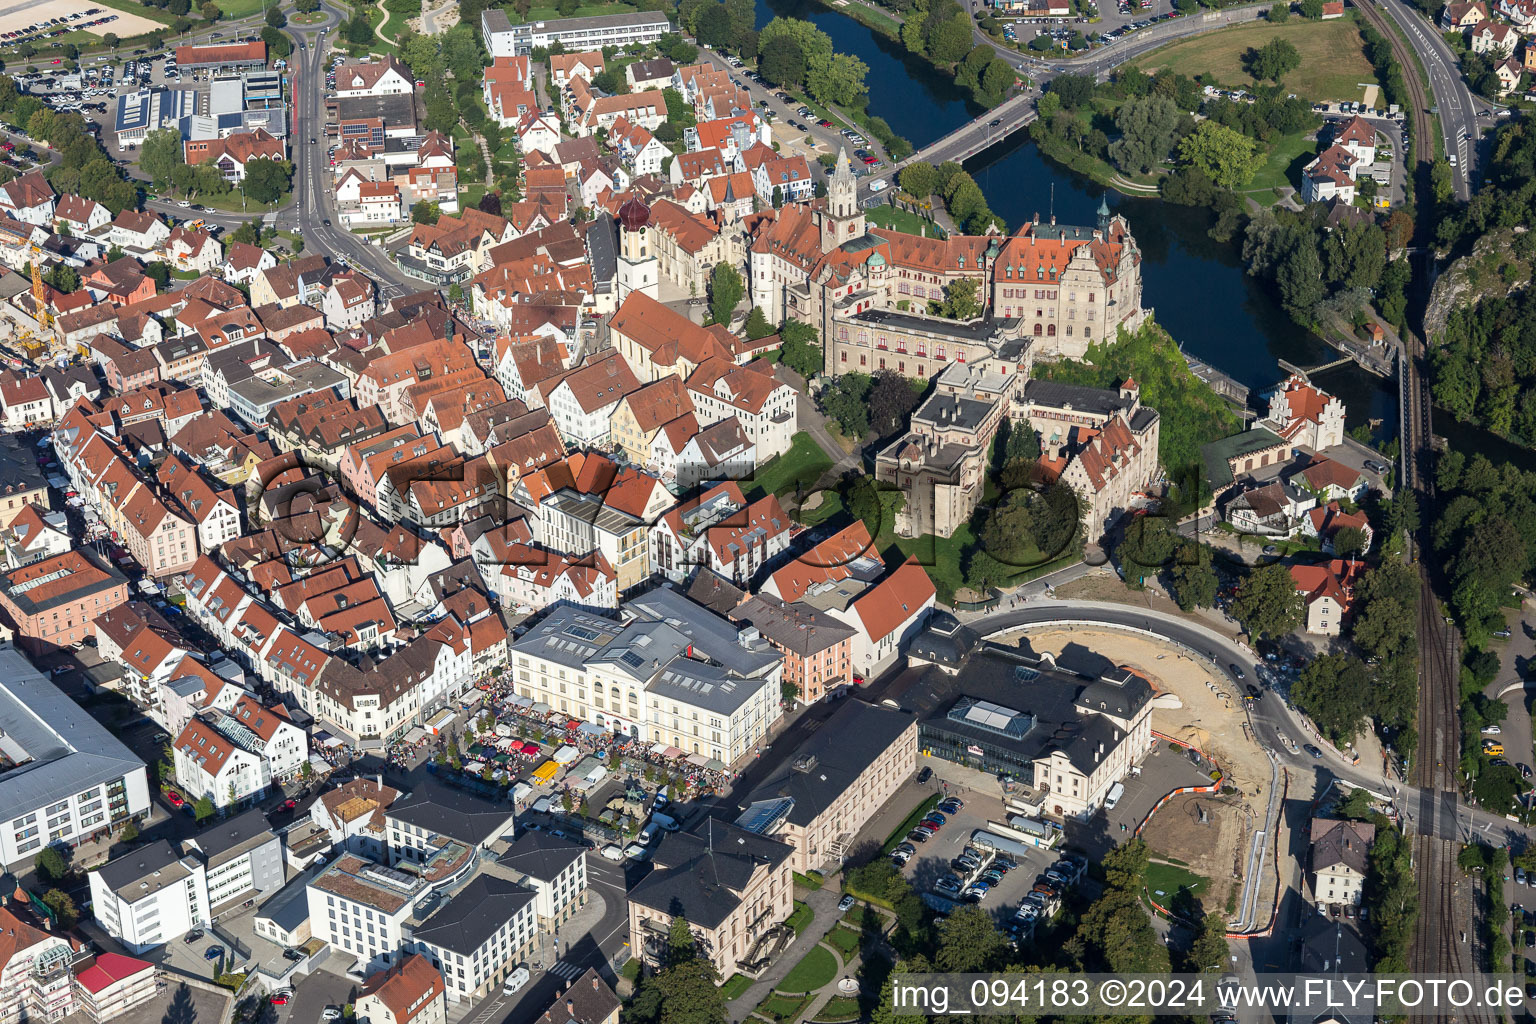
[748,152,1148,376]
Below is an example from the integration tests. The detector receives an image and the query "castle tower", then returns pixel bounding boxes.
[616,198,658,302]
[1097,195,1111,234]
[819,149,865,251]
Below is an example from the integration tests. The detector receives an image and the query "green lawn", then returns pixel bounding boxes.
[720,973,752,1001]
[757,994,812,1022]
[825,926,861,958]
[817,995,864,1022]
[746,432,834,501]
[213,0,278,19]
[794,870,825,891]
[1131,14,1377,104]
[866,204,944,237]
[1244,129,1313,193]
[778,945,838,994]
[379,5,413,42]
[1145,861,1208,902]
[620,958,641,982]
[891,520,1070,605]
[786,901,814,936]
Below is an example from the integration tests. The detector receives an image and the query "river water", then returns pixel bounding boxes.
[758,0,1396,424]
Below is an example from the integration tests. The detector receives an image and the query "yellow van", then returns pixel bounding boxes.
[1484,741,1504,757]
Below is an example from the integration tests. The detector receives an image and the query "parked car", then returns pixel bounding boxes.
[916,767,932,784]
[183,929,204,944]
[837,895,856,912]
[203,946,224,961]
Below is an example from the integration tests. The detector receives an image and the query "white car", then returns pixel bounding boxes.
[600,844,624,862]
[1482,724,1503,735]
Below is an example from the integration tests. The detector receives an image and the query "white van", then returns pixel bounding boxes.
[502,966,530,995]
[600,844,625,862]
[1104,781,1125,810]
[868,179,888,193]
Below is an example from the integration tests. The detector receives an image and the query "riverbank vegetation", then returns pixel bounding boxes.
[896,161,1006,233]
[1035,321,1243,485]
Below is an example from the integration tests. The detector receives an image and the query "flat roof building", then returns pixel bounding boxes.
[885,619,1155,819]
[0,645,150,869]
[174,41,267,72]
[481,10,671,56]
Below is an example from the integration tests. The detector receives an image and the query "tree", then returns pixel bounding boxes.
[412,200,441,224]
[1245,39,1301,82]
[868,369,919,437]
[102,32,119,48]
[200,1,222,22]
[758,33,805,89]
[1178,120,1262,189]
[140,127,183,185]
[772,184,783,209]
[899,162,939,199]
[1232,563,1303,641]
[1269,1,1290,20]
[144,262,171,289]
[935,906,1009,972]
[1276,236,1327,321]
[1049,73,1095,109]
[927,11,974,65]
[742,306,773,340]
[296,0,319,11]
[1333,525,1369,558]
[345,12,374,46]
[478,191,503,215]
[695,3,735,49]
[1109,94,1181,176]
[442,24,484,82]
[707,262,744,326]
[242,158,291,204]
[777,318,823,379]
[941,277,982,320]
[807,52,869,109]
[261,25,292,59]
[822,372,871,437]
[1169,542,1219,611]
[34,845,67,885]
[118,819,139,843]
[266,4,286,27]
[1293,653,1372,744]
[1299,0,1325,16]
[194,796,215,822]
[1188,910,1230,972]
[41,890,78,929]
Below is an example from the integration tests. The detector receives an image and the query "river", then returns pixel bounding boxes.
[757,0,1397,427]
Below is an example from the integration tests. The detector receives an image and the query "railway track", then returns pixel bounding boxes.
[1355,0,1436,192]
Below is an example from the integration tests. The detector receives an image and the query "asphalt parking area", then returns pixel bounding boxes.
[892,798,1059,924]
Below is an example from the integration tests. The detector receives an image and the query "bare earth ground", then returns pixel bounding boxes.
[1002,626,1276,920]
[1,0,163,39]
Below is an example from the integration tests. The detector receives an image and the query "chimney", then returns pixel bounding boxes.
[376,774,383,791]
[565,1001,575,1016]
[592,977,600,991]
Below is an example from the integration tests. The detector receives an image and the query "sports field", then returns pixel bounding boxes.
[1131,16,1377,103]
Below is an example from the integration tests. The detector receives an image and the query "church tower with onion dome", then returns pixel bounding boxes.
[616,197,659,302]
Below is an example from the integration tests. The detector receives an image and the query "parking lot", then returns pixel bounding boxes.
[886,786,1079,932]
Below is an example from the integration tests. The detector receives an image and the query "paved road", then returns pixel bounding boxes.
[861,4,1272,199]
[1372,0,1482,200]
[967,598,1534,850]
[289,2,421,301]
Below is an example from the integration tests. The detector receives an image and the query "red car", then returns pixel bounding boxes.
[166,791,184,808]
[818,118,833,127]
[51,58,62,65]
[269,994,290,1006]
[283,798,297,809]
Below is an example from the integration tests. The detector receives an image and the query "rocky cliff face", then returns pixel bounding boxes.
[1424,226,1532,342]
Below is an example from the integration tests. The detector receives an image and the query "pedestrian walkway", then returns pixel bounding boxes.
[725,885,843,1024]
[547,960,585,980]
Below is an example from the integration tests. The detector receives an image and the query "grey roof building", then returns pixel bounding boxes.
[386,779,518,854]
[410,873,536,955]
[0,646,150,869]
[628,818,793,930]
[883,623,1155,816]
[732,593,855,659]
